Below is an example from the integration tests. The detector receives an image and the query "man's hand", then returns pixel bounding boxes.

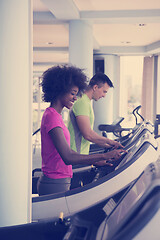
[108,140,124,149]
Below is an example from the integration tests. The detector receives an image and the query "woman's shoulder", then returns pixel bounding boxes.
[43,107,61,121]
[42,107,64,130]
[45,107,60,115]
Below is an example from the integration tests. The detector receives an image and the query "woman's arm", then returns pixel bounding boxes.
[49,127,126,166]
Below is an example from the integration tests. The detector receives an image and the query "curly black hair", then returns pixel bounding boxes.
[40,65,88,103]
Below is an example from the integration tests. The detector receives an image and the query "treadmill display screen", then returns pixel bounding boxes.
[102,169,153,239]
[116,130,154,170]
[116,137,143,169]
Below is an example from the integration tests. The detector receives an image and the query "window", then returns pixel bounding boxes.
[120,56,144,128]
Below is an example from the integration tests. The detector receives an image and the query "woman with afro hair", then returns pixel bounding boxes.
[37,65,126,195]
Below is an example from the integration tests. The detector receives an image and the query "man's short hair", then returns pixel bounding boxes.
[89,72,114,88]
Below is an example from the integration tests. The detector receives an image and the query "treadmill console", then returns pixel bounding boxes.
[116,132,157,169]
[97,162,160,240]
[112,117,124,126]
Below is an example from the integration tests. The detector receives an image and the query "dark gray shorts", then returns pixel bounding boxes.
[37,174,71,196]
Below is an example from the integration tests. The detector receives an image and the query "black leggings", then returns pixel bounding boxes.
[37,174,71,196]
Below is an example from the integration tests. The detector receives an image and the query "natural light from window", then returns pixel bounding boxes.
[120,56,144,128]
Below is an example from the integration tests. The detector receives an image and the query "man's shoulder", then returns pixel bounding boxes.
[74,94,89,107]
[73,95,88,110]
[73,95,90,116]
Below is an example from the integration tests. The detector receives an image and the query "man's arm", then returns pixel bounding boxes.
[76,115,123,148]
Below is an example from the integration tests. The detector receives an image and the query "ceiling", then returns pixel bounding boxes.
[33,0,160,71]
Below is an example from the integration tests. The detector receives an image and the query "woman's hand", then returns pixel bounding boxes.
[94,148,127,167]
[94,160,113,167]
[104,148,127,161]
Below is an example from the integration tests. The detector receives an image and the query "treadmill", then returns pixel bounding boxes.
[32,119,155,194]
[70,121,146,190]
[96,159,160,240]
[61,159,160,240]
[3,159,160,240]
[32,130,159,222]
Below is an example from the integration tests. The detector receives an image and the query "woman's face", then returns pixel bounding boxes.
[61,86,79,109]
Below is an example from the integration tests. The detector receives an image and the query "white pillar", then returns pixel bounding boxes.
[69,20,93,79]
[157,56,160,114]
[0,0,32,227]
[93,55,120,134]
[153,56,158,122]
